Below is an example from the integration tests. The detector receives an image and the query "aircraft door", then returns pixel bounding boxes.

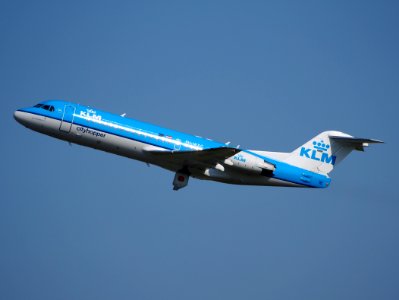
[59,105,76,133]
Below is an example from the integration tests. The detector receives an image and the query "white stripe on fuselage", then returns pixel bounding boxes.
[74,113,203,151]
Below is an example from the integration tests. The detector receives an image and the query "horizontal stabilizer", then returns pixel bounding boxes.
[330,136,384,151]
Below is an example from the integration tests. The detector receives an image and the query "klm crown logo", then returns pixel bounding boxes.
[313,140,330,152]
[300,140,336,165]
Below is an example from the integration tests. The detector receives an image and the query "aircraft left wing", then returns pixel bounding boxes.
[144,147,240,170]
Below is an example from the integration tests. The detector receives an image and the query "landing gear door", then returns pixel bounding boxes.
[59,105,76,133]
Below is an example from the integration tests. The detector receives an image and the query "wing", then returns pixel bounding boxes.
[144,147,240,170]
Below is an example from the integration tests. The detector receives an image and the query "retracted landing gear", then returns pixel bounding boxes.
[173,171,190,191]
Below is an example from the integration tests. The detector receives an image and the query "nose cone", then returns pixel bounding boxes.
[14,110,29,126]
[14,110,22,123]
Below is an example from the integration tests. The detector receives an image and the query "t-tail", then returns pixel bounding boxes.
[285,131,383,174]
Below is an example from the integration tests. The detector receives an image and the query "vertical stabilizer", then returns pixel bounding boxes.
[284,131,383,174]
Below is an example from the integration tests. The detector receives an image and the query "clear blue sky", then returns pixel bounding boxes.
[1,1,398,299]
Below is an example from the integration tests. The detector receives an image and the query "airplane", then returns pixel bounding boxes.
[14,100,383,190]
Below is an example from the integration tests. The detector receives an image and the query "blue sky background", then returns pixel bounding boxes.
[1,1,398,299]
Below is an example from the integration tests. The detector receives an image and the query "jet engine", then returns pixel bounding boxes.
[224,152,275,175]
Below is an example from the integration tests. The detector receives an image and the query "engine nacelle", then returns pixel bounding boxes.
[225,152,275,175]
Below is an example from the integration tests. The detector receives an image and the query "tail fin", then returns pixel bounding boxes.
[285,131,383,174]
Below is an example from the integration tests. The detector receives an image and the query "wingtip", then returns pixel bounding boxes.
[366,139,384,144]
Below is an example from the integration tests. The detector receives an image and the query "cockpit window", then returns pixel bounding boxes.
[34,104,55,112]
